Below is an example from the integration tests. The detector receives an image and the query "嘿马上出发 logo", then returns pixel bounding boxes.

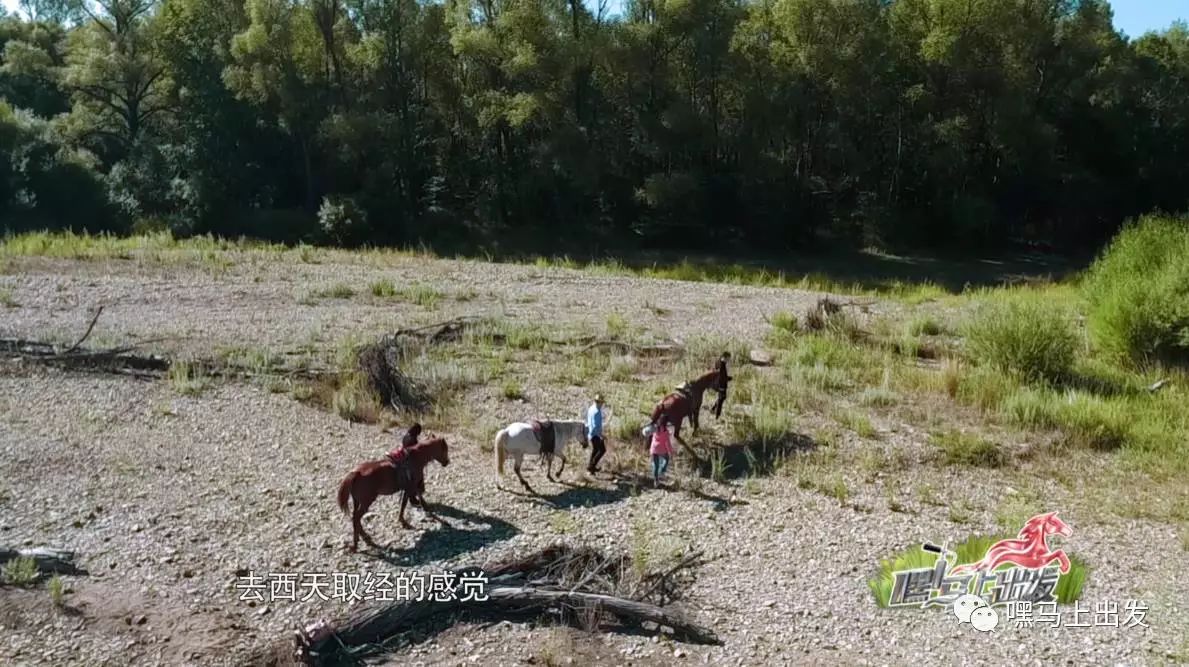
[878,512,1081,632]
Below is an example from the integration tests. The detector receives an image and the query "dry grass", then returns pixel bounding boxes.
[168,360,210,396]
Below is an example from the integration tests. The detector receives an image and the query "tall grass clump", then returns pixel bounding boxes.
[1002,389,1131,451]
[370,278,397,297]
[964,294,1077,384]
[332,374,383,423]
[1,556,39,586]
[1082,215,1189,366]
[729,403,798,447]
[168,360,210,395]
[929,429,1006,467]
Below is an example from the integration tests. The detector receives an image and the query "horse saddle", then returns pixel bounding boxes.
[386,448,417,491]
[531,419,557,456]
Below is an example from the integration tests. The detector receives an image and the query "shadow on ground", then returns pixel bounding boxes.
[363,505,518,567]
[419,229,1085,295]
[692,432,818,480]
[500,475,636,510]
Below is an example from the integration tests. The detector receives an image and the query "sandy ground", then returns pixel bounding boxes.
[0,254,1186,666]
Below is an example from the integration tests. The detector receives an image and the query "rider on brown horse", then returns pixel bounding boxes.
[710,352,731,419]
[389,423,423,506]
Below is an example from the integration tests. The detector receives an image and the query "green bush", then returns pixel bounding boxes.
[1083,215,1189,366]
[929,429,1005,467]
[1002,388,1130,451]
[0,102,119,233]
[964,295,1077,383]
[318,195,371,246]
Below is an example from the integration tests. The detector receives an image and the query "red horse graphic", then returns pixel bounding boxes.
[951,512,1072,575]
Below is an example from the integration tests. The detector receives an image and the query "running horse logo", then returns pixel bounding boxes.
[951,512,1072,575]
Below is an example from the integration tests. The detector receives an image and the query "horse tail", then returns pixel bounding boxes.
[494,429,508,476]
[337,471,357,516]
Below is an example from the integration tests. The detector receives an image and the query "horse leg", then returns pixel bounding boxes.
[557,454,566,479]
[417,493,442,523]
[672,419,701,462]
[399,493,413,530]
[514,457,536,495]
[347,492,360,553]
[353,495,378,549]
[544,454,555,482]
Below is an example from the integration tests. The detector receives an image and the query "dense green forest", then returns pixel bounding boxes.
[1,0,1187,253]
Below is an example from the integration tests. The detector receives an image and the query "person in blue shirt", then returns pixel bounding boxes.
[585,394,606,474]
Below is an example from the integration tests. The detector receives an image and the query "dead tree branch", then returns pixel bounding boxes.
[259,545,716,666]
[573,340,684,357]
[64,305,104,354]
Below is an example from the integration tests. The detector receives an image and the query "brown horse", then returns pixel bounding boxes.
[649,368,722,444]
[336,437,450,552]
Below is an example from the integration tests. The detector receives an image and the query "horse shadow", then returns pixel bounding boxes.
[608,470,747,512]
[692,431,818,480]
[501,477,635,510]
[362,504,519,567]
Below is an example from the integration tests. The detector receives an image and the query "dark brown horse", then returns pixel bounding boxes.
[336,437,450,552]
[649,368,722,444]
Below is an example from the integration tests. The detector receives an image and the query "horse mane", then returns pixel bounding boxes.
[691,368,720,388]
[413,437,445,448]
[1016,513,1054,539]
[403,437,447,459]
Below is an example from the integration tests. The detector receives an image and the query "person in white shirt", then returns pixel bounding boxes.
[585,394,607,474]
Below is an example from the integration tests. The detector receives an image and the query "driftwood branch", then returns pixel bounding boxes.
[485,586,719,642]
[384,316,487,345]
[64,306,104,354]
[2,335,172,377]
[638,551,709,602]
[574,340,684,357]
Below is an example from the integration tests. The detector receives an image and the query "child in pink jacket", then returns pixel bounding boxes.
[650,415,674,486]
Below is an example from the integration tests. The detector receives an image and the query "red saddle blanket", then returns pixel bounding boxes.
[387,447,409,466]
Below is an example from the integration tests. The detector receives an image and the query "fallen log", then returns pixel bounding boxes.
[383,316,488,345]
[257,545,716,666]
[573,340,684,357]
[0,546,86,576]
[485,586,719,643]
[288,583,719,664]
[4,341,172,377]
[1,304,174,378]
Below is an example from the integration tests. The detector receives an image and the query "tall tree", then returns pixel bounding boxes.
[60,0,172,159]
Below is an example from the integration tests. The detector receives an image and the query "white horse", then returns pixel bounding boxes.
[493,420,588,493]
